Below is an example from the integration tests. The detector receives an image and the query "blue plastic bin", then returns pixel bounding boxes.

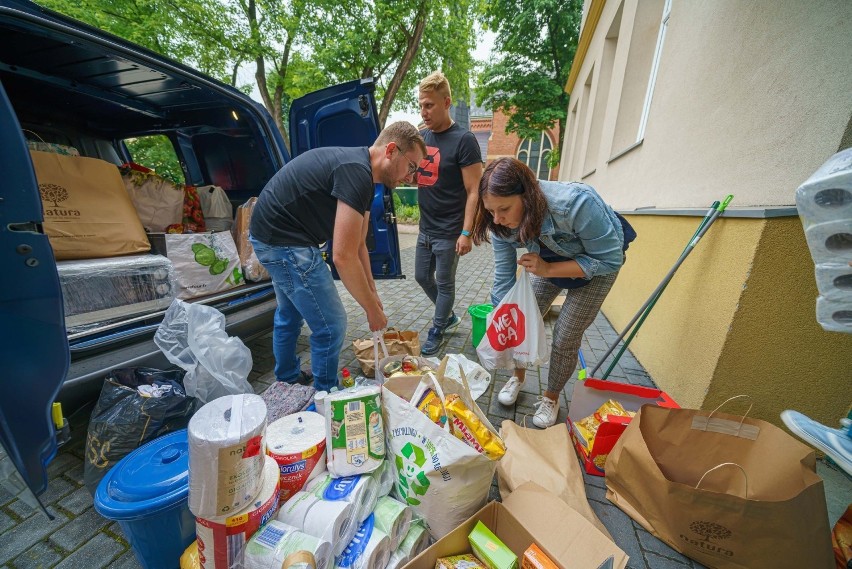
[94,429,195,569]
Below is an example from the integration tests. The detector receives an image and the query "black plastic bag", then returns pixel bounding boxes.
[84,367,197,495]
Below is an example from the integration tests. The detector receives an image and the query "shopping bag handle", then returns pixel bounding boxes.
[373,331,390,383]
[695,462,749,497]
[691,395,760,440]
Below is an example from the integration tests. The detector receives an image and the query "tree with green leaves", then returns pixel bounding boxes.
[477,0,583,167]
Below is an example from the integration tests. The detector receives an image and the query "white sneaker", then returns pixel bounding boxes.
[497,377,522,406]
[532,396,559,428]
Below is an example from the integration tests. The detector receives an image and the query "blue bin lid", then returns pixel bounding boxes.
[94,429,190,521]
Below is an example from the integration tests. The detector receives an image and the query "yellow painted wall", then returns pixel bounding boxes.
[605,215,852,425]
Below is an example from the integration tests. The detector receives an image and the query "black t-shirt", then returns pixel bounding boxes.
[417,123,482,238]
[250,146,373,246]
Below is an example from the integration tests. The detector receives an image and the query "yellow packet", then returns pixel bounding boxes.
[445,394,506,461]
[415,387,447,428]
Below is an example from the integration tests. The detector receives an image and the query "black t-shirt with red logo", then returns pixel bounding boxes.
[417,123,482,239]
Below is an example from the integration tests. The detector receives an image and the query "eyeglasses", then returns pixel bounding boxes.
[397,148,419,176]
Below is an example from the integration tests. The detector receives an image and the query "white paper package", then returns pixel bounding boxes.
[325,385,384,477]
[276,491,357,557]
[243,520,332,569]
[306,473,379,525]
[334,514,391,569]
[188,393,268,518]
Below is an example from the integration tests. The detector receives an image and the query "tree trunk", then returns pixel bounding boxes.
[377,1,428,129]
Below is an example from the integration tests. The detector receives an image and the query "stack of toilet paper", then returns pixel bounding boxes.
[796,148,852,333]
[384,522,431,569]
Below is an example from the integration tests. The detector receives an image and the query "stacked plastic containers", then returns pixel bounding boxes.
[795,148,852,333]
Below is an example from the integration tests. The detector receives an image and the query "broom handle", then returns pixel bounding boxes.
[591,196,732,377]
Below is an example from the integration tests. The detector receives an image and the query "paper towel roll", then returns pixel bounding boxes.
[196,456,281,569]
[244,520,332,569]
[335,514,391,569]
[397,523,430,560]
[372,496,412,550]
[307,473,379,525]
[384,550,408,569]
[313,391,329,418]
[815,263,852,301]
[268,412,328,502]
[816,296,852,333]
[277,491,356,557]
[369,460,394,497]
[326,386,384,477]
[188,393,268,518]
[804,220,852,264]
[796,149,852,223]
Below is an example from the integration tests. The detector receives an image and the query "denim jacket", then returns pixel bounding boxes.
[491,180,625,305]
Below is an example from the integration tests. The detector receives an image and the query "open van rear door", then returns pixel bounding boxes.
[0,78,68,508]
[289,78,404,279]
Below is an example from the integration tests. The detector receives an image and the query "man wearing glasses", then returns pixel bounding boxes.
[416,71,484,356]
[250,122,426,391]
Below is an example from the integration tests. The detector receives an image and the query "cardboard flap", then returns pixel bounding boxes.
[502,482,628,569]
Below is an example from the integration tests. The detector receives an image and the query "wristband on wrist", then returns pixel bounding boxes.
[460,229,471,237]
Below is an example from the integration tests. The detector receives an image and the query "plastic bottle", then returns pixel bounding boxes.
[341,367,354,388]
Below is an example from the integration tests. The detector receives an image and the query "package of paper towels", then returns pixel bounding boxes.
[306,473,379,525]
[387,522,430,568]
[196,455,281,569]
[368,460,394,498]
[334,514,391,569]
[277,491,357,557]
[188,393,268,518]
[326,385,384,477]
[267,412,327,503]
[244,520,332,569]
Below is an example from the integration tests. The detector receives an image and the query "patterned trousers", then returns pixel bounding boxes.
[529,271,619,393]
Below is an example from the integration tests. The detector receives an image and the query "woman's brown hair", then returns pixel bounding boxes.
[472,157,548,245]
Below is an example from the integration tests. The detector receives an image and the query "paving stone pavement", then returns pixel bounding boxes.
[5,230,844,568]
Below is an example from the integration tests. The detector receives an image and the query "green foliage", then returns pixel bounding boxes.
[124,135,184,185]
[392,192,420,224]
[476,0,583,166]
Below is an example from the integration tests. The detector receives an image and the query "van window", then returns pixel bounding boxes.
[123,135,184,185]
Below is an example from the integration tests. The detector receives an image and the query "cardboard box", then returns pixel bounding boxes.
[567,379,678,476]
[402,482,627,569]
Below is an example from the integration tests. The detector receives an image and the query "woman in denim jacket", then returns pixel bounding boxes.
[472,158,635,428]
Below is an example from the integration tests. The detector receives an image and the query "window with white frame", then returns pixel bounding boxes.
[517,131,553,179]
[636,0,672,140]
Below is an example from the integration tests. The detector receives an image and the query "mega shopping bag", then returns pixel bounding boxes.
[604,401,834,569]
[475,270,549,370]
[382,357,499,539]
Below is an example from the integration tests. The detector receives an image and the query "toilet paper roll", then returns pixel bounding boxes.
[277,491,356,557]
[796,149,852,223]
[313,391,329,418]
[815,263,852,301]
[188,393,268,518]
[372,496,412,550]
[804,220,852,264]
[307,473,379,525]
[816,296,852,333]
[397,522,430,560]
[326,386,384,477]
[384,550,408,569]
[196,456,281,569]
[244,520,332,569]
[335,514,391,569]
[267,412,328,503]
[369,460,394,497]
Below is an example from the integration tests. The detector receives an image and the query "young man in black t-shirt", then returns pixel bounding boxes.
[415,71,483,356]
[250,122,426,390]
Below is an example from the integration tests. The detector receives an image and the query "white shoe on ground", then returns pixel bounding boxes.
[532,396,558,428]
[497,376,522,406]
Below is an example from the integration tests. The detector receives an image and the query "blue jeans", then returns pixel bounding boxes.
[250,238,346,391]
[414,233,459,330]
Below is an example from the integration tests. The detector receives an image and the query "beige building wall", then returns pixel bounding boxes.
[562,0,852,426]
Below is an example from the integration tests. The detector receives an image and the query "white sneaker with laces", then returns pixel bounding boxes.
[497,376,522,406]
[532,396,558,428]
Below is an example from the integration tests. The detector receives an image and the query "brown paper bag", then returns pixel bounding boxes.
[31,151,150,260]
[232,198,269,282]
[605,404,834,569]
[497,421,612,540]
[352,328,420,375]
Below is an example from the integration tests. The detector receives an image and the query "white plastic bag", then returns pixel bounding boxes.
[382,357,497,539]
[424,354,491,401]
[475,270,550,370]
[154,299,253,404]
